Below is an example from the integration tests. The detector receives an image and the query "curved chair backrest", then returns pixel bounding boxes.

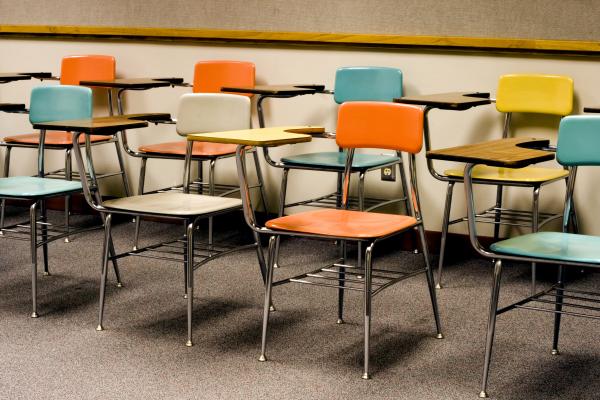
[557,116,600,166]
[60,55,116,85]
[29,85,93,124]
[336,102,423,153]
[496,74,573,115]
[193,60,255,96]
[176,93,251,136]
[334,66,403,104]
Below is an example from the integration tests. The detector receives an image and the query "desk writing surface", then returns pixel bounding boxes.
[188,126,321,147]
[0,103,26,112]
[0,73,31,83]
[426,137,555,168]
[79,78,183,89]
[31,115,165,134]
[221,84,326,96]
[583,107,600,113]
[18,72,53,79]
[395,92,491,110]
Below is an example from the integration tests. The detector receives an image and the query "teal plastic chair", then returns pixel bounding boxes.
[276,66,410,214]
[468,115,600,397]
[0,85,121,318]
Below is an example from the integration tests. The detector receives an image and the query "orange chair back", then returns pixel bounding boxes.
[193,60,255,96]
[60,55,116,85]
[336,102,423,153]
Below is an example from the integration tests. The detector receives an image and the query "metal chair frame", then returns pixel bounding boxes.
[463,162,589,398]
[230,106,443,378]
[427,107,576,291]
[70,120,267,347]
[0,86,122,317]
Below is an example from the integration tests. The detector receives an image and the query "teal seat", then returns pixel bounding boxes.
[0,176,82,198]
[282,151,400,170]
[491,232,600,264]
[278,66,408,214]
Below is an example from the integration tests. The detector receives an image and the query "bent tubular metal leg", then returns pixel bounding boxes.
[259,236,277,362]
[480,259,503,398]
[436,181,455,289]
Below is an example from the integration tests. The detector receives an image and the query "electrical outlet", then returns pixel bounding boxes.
[381,166,396,182]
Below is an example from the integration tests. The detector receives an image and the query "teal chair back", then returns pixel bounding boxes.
[557,115,600,166]
[29,85,93,124]
[333,66,403,104]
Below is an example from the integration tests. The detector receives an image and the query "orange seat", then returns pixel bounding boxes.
[138,140,238,157]
[4,131,113,146]
[266,209,417,239]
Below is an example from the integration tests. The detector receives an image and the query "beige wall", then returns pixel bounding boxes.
[1,38,600,236]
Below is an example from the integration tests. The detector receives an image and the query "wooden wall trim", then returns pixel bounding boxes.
[2,25,600,54]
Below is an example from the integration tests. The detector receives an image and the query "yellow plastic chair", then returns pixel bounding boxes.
[436,74,574,291]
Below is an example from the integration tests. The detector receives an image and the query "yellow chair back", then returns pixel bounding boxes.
[496,74,573,115]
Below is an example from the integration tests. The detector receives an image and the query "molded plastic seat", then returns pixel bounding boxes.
[282,151,400,170]
[0,176,82,198]
[104,192,242,216]
[491,232,600,264]
[266,209,417,239]
[5,131,112,146]
[444,165,569,183]
[138,140,238,157]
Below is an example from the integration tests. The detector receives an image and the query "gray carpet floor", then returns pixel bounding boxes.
[1,207,599,400]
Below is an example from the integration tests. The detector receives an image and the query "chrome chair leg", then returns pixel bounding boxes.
[337,240,347,324]
[259,236,277,362]
[396,152,419,254]
[3,146,11,178]
[493,186,504,241]
[96,213,112,331]
[186,221,195,347]
[0,199,5,235]
[362,242,374,380]
[197,160,203,194]
[183,219,189,299]
[419,224,443,338]
[133,157,148,250]
[114,136,131,196]
[273,168,289,269]
[29,202,38,318]
[0,146,9,235]
[552,266,565,355]
[436,181,455,289]
[41,200,49,276]
[208,159,216,252]
[64,148,72,243]
[480,259,503,399]
[396,152,411,216]
[252,149,270,213]
[531,186,540,294]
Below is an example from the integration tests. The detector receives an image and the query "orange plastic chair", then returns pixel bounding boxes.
[253,102,442,379]
[1,55,130,240]
[130,60,268,249]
